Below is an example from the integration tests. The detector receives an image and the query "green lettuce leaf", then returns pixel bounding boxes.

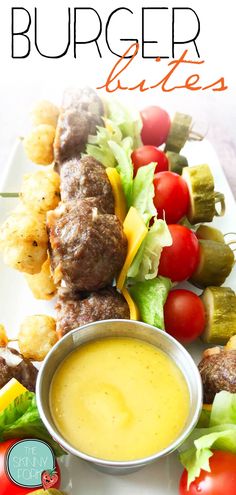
[129,276,172,329]
[86,121,122,167]
[128,219,172,281]
[179,391,236,487]
[85,100,143,206]
[31,490,64,495]
[107,99,142,148]
[131,163,156,225]
[108,138,134,207]
[210,390,236,426]
[0,391,66,457]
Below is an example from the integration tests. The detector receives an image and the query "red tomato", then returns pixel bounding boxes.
[131,146,169,176]
[179,450,236,495]
[141,106,171,147]
[0,439,61,495]
[164,289,206,342]
[158,225,200,282]
[153,171,190,224]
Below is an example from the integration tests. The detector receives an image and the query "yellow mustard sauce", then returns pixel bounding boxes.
[50,337,189,461]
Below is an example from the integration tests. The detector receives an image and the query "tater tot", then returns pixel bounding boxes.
[23,124,55,165]
[0,206,48,274]
[18,315,58,361]
[0,324,8,346]
[31,100,59,128]
[20,168,60,213]
[25,257,57,300]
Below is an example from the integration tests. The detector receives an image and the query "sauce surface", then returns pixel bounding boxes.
[50,337,189,460]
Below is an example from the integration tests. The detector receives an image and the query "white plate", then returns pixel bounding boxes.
[0,139,236,495]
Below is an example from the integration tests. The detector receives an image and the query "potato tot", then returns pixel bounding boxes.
[31,100,59,128]
[0,206,48,274]
[18,315,57,361]
[25,258,57,300]
[20,168,60,213]
[23,124,55,165]
[0,324,8,346]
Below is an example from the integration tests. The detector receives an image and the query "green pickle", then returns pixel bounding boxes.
[201,286,236,344]
[182,164,216,224]
[196,224,225,244]
[166,151,188,175]
[191,239,234,288]
[165,112,192,153]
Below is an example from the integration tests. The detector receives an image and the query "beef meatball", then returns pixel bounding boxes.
[47,199,127,291]
[198,348,236,403]
[54,88,104,169]
[0,347,38,392]
[56,286,130,337]
[60,156,114,213]
[62,87,104,115]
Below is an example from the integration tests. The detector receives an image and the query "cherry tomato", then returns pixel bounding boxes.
[179,450,236,495]
[153,171,190,224]
[131,146,169,176]
[164,289,206,342]
[158,225,200,282]
[141,106,171,147]
[0,439,61,494]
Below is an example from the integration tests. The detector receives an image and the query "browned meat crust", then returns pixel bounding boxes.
[47,199,127,291]
[56,287,129,337]
[60,156,114,213]
[54,88,104,170]
[0,357,12,389]
[0,348,38,392]
[198,349,236,403]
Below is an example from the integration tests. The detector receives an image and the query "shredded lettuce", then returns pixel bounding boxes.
[131,163,156,225]
[128,219,172,282]
[129,276,172,329]
[86,120,123,167]
[107,99,142,148]
[31,490,64,495]
[179,391,236,487]
[85,100,143,207]
[0,391,66,457]
[108,138,134,208]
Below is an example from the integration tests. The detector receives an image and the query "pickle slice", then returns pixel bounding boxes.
[165,113,192,153]
[196,224,225,244]
[166,151,188,175]
[201,286,236,344]
[191,240,235,288]
[182,164,215,224]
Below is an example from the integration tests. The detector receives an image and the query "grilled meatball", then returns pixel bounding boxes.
[198,348,236,403]
[54,88,104,169]
[0,347,38,392]
[56,287,130,337]
[60,156,114,213]
[47,199,127,291]
[62,87,104,114]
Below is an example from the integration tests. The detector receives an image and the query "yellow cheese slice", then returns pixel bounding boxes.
[122,287,140,320]
[203,404,212,412]
[0,324,8,347]
[106,167,127,223]
[0,378,27,412]
[117,207,148,291]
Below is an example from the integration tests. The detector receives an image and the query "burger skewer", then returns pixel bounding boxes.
[47,88,129,336]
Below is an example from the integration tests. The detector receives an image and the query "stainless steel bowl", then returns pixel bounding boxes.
[36,319,202,475]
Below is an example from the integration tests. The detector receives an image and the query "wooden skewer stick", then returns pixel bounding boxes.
[0,193,19,198]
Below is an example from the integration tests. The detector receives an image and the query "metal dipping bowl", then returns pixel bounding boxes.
[36,319,203,475]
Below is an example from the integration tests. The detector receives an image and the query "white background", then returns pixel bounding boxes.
[0,0,236,183]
